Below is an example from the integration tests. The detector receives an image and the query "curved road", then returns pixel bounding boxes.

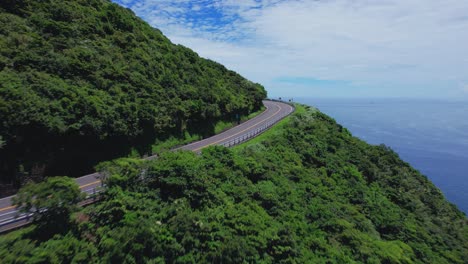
[0,100,294,232]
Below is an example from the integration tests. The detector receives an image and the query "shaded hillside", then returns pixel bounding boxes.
[1,105,466,263]
[0,0,266,187]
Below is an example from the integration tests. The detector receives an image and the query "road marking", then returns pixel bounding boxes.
[0,205,15,212]
[1,101,294,227]
[179,103,271,150]
[192,103,283,152]
[0,195,15,202]
[79,180,101,189]
[0,210,16,218]
[0,181,101,214]
[0,180,101,213]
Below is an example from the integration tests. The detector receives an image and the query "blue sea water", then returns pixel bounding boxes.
[296,98,468,214]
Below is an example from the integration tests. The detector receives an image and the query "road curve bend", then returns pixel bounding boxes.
[0,100,294,232]
[178,100,294,152]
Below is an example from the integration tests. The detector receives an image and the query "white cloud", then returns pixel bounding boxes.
[114,0,468,98]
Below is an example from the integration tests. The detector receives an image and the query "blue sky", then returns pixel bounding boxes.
[114,0,468,99]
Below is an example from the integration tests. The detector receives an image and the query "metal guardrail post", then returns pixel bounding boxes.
[1,101,295,233]
[217,103,294,148]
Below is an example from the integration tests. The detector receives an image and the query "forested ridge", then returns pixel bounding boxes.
[0,0,266,189]
[1,0,467,262]
[1,105,466,263]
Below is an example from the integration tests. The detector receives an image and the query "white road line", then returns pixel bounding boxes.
[0,100,295,231]
[0,210,16,218]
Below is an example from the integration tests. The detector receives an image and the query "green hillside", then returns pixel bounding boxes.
[1,105,466,263]
[0,0,266,187]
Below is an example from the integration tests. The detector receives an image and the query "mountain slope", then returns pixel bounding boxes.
[1,105,466,263]
[0,0,266,186]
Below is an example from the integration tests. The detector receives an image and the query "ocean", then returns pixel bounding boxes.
[296,98,468,214]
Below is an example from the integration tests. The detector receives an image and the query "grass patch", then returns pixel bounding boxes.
[151,132,202,154]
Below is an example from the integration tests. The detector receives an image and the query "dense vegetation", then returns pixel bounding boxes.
[0,0,266,188]
[1,105,466,263]
[12,176,83,237]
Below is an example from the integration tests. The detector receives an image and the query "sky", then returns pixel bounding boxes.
[113,0,468,99]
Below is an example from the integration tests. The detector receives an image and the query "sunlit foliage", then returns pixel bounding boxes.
[0,0,266,184]
[1,106,466,263]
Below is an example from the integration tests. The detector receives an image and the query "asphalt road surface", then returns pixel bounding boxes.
[0,100,294,232]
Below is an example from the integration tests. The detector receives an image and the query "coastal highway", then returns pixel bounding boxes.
[0,100,294,232]
[178,100,294,152]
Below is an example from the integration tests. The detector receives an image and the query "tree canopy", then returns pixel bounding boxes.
[0,0,266,185]
[1,105,466,263]
[12,176,83,236]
